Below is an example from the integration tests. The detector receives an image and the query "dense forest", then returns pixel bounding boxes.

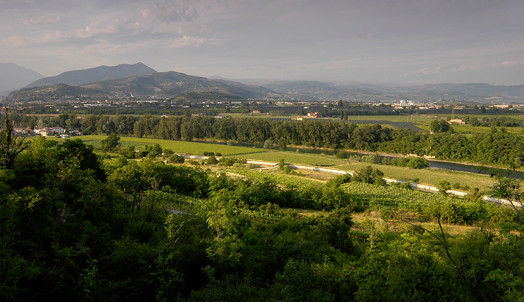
[11,113,524,168]
[1,114,523,301]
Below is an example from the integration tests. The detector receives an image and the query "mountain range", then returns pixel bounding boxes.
[4,67,275,102]
[25,62,157,88]
[0,63,43,97]
[3,62,524,103]
[256,80,524,102]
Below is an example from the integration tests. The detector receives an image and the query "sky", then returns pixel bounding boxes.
[1,0,524,85]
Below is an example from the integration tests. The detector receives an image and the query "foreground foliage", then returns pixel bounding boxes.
[0,135,522,301]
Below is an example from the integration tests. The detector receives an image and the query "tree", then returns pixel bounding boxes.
[264,139,273,149]
[354,166,385,185]
[58,139,105,180]
[145,143,162,157]
[278,138,287,151]
[491,176,523,212]
[437,180,451,195]
[168,154,185,164]
[429,119,451,133]
[0,108,27,169]
[407,157,429,169]
[101,133,120,152]
[278,158,286,170]
[206,156,218,165]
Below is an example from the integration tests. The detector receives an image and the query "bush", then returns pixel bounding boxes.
[219,157,247,166]
[137,151,149,158]
[430,119,451,133]
[187,160,200,166]
[354,166,386,186]
[390,182,413,190]
[336,150,349,159]
[168,154,185,164]
[119,145,136,159]
[206,156,218,165]
[406,157,429,169]
[283,166,293,174]
[101,133,120,152]
[437,180,451,195]
[391,157,409,167]
[145,143,162,157]
[278,159,285,170]
[327,174,352,187]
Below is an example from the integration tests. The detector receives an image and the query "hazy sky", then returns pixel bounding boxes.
[1,0,524,85]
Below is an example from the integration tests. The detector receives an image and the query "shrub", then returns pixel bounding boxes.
[327,174,352,187]
[391,157,409,167]
[219,157,247,167]
[437,180,451,195]
[406,157,429,169]
[336,150,349,159]
[354,166,386,186]
[279,158,285,170]
[119,145,136,159]
[206,156,218,165]
[187,160,200,166]
[168,154,185,164]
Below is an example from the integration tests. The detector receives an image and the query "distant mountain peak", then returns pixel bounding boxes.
[0,63,43,96]
[25,63,157,88]
[7,70,276,102]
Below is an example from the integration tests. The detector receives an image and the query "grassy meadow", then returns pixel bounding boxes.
[74,134,510,192]
[79,135,267,156]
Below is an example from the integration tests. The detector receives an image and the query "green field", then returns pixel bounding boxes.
[236,151,502,191]
[235,150,343,166]
[75,135,515,192]
[335,162,497,191]
[79,135,268,156]
[344,114,433,123]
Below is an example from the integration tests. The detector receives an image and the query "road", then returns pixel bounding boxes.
[180,155,519,208]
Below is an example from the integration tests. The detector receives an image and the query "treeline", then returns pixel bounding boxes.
[461,115,524,127]
[8,113,524,167]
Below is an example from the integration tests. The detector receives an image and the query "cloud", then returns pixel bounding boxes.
[451,65,467,72]
[22,16,61,26]
[500,60,524,67]
[1,0,211,51]
[141,0,199,23]
[415,66,443,75]
[413,64,476,76]
[3,0,524,84]
[1,36,25,48]
[164,35,206,48]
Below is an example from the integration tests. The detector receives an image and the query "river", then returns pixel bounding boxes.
[292,147,524,180]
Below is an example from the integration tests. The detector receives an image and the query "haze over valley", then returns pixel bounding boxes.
[3,62,524,104]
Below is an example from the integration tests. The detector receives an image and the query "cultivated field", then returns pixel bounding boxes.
[80,135,267,156]
[73,135,511,192]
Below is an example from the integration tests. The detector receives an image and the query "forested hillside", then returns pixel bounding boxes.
[0,115,522,301]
